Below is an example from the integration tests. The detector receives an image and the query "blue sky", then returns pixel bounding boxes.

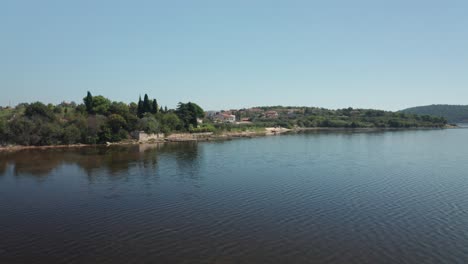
[1,0,467,110]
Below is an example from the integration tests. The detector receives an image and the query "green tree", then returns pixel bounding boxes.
[37,122,63,145]
[25,102,55,121]
[152,99,158,114]
[143,94,151,113]
[137,96,144,117]
[138,114,160,134]
[98,126,112,143]
[86,115,108,144]
[7,117,37,145]
[107,114,127,133]
[162,112,182,132]
[84,91,93,113]
[124,113,139,132]
[62,124,81,144]
[109,102,130,117]
[82,92,111,115]
[129,102,138,115]
[90,96,111,115]
[175,102,204,130]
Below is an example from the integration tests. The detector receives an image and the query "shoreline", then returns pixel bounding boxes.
[0,125,457,152]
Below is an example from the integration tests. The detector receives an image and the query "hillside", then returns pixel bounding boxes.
[400,105,468,123]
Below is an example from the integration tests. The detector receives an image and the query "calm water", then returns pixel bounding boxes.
[1,129,468,264]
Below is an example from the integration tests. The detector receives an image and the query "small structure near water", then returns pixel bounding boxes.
[131,131,165,143]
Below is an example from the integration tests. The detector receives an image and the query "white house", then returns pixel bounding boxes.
[213,113,236,123]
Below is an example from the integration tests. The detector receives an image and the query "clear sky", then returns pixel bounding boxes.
[1,0,467,111]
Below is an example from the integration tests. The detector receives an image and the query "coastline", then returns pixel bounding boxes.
[0,125,456,152]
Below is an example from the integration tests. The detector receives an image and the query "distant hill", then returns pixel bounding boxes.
[400,105,468,123]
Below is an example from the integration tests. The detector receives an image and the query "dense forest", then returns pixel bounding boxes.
[0,92,205,146]
[400,104,468,123]
[0,93,448,146]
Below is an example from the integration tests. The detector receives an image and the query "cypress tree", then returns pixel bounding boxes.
[152,99,158,114]
[143,94,151,113]
[84,91,93,114]
[137,96,143,117]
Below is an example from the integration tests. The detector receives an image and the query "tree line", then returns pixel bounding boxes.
[230,106,448,129]
[0,92,204,146]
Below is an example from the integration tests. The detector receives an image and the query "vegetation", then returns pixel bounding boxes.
[175,102,204,130]
[0,95,449,147]
[400,104,468,123]
[0,92,203,146]
[228,106,447,129]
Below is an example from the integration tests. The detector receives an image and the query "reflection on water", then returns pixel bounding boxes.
[1,130,468,264]
[0,142,198,179]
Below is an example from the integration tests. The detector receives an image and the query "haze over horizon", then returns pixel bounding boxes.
[1,0,467,111]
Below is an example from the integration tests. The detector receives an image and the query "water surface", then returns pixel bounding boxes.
[1,129,468,263]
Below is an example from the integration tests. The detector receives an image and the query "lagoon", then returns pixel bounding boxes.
[1,129,468,263]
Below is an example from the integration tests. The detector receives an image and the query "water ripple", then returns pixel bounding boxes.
[1,130,468,263]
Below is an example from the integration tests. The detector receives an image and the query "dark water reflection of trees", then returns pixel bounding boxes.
[0,142,199,179]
